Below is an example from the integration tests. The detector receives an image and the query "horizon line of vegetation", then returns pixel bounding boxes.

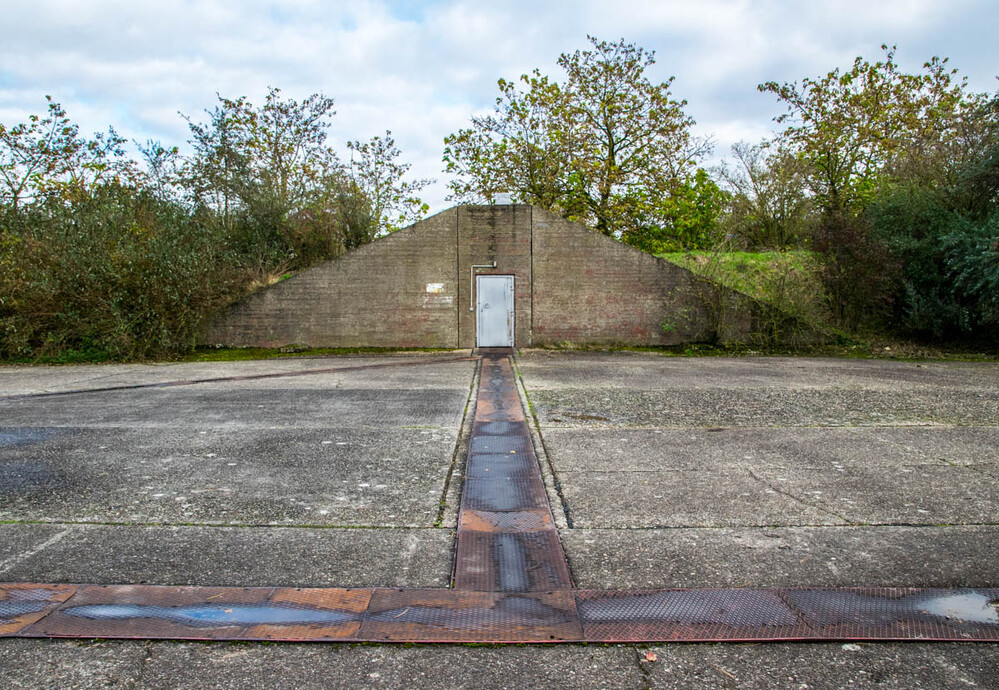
[1,37,997,362]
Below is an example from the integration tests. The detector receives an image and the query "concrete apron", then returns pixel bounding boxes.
[1,353,998,643]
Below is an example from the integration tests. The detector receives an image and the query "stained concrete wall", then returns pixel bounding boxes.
[201,204,818,348]
[531,207,753,346]
[456,205,533,348]
[201,208,459,348]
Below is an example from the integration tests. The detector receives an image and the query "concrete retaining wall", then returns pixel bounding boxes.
[201,204,818,348]
[201,208,459,348]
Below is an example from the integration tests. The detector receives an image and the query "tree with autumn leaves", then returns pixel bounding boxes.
[444,36,720,251]
[760,46,999,337]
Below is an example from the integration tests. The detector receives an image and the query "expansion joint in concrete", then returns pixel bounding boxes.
[512,355,574,530]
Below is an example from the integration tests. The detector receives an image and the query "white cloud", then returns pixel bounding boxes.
[1,0,995,211]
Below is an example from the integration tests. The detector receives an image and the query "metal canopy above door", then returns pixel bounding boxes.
[476,275,515,347]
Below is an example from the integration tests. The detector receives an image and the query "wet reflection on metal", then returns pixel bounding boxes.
[63,604,360,627]
[4,584,997,642]
[453,353,573,592]
[0,584,78,636]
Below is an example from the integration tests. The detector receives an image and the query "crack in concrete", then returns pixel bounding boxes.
[564,523,999,530]
[0,519,453,530]
[745,468,853,525]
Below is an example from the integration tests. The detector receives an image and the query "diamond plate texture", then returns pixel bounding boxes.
[0,583,79,635]
[358,589,582,642]
[454,531,573,592]
[21,585,371,641]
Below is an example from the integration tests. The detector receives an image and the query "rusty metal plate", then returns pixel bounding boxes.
[459,509,554,532]
[473,395,525,422]
[466,454,539,480]
[576,588,999,642]
[461,477,550,512]
[4,584,999,643]
[454,531,574,592]
[576,588,807,642]
[21,585,372,641]
[0,583,79,635]
[469,435,533,455]
[241,588,372,641]
[358,589,582,642]
[474,421,523,435]
[785,587,999,641]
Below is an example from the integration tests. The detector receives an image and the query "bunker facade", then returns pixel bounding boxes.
[201,204,776,349]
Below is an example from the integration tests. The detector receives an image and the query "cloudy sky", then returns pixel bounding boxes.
[1,0,996,212]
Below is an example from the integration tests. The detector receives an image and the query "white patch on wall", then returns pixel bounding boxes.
[423,283,453,308]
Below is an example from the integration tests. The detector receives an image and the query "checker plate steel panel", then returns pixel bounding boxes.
[453,531,574,592]
[575,588,999,643]
[459,509,554,532]
[453,353,572,593]
[0,583,79,635]
[358,589,582,642]
[6,585,997,642]
[23,585,372,641]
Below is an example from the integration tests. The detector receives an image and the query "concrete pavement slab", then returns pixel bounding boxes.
[0,639,645,689]
[517,351,999,392]
[528,387,998,427]
[560,526,999,589]
[0,524,453,588]
[1,638,995,689]
[1,386,470,429]
[750,464,996,525]
[540,427,999,472]
[557,469,847,528]
[0,427,457,526]
[0,353,474,396]
[647,642,999,689]
[3,351,997,687]
[0,638,148,689]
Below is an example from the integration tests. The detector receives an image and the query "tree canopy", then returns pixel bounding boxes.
[444,36,710,241]
[0,91,431,360]
[759,45,992,214]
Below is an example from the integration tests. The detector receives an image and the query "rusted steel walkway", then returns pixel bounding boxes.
[453,351,573,592]
[2,352,998,643]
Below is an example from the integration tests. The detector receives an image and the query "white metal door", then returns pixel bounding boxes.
[476,275,514,347]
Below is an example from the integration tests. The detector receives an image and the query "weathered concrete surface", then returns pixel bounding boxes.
[0,523,453,588]
[517,351,998,590]
[0,640,643,689]
[1,639,995,689]
[2,351,997,687]
[0,426,458,525]
[1,354,474,597]
[560,526,999,589]
[646,642,999,689]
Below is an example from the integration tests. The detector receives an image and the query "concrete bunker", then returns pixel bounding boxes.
[201,204,812,348]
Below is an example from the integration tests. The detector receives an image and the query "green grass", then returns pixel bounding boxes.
[660,249,835,339]
[659,250,825,305]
